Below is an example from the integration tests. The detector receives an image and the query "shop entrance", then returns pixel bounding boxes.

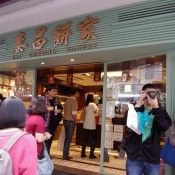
[0,54,168,175]
[36,54,167,175]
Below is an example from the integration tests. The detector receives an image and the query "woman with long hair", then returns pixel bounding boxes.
[81,93,98,159]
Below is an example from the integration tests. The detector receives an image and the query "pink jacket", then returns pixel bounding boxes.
[0,130,37,175]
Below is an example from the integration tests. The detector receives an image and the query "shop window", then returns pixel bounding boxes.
[102,55,166,174]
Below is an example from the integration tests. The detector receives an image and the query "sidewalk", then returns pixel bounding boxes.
[50,141,126,175]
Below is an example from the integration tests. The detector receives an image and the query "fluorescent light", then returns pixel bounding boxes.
[101,71,122,77]
[118,94,140,98]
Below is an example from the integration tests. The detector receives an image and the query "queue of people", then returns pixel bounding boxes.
[0,83,174,175]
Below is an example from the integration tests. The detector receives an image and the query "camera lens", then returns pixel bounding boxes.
[147,91,157,99]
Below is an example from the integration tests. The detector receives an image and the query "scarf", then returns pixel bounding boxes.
[137,108,154,142]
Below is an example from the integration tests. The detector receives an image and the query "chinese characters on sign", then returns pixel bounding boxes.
[53,21,72,46]
[77,16,99,42]
[13,32,27,53]
[12,16,100,59]
[32,26,47,50]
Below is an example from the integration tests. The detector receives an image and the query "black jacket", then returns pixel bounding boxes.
[123,105,171,164]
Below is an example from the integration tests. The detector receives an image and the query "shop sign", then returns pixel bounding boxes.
[12,16,100,60]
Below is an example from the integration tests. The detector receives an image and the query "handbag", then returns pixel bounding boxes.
[160,137,175,167]
[38,143,54,175]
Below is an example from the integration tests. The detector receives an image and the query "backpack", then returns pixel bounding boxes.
[0,131,27,175]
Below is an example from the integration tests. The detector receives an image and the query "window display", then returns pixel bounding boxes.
[0,70,34,105]
[104,55,166,150]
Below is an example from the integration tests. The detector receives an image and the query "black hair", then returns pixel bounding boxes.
[85,93,94,106]
[70,88,77,96]
[46,84,58,91]
[27,96,47,115]
[142,83,156,91]
[0,97,26,129]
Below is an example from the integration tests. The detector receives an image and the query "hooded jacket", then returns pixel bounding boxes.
[123,105,171,164]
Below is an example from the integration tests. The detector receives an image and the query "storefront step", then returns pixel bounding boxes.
[53,164,101,175]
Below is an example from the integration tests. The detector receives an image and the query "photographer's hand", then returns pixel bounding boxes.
[147,95,159,108]
[135,91,147,107]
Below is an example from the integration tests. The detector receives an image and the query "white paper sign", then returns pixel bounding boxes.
[105,123,113,132]
[113,132,123,142]
[105,132,113,149]
[114,125,123,133]
[106,101,115,118]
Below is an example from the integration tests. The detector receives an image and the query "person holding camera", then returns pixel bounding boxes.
[121,83,171,175]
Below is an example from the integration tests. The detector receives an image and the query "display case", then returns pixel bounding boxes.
[0,70,34,106]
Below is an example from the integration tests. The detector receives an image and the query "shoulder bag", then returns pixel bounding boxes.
[38,143,54,175]
[160,137,175,167]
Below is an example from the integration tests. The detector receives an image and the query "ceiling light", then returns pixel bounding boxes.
[70,59,74,62]
[41,62,45,65]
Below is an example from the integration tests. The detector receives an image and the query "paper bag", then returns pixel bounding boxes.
[126,103,141,135]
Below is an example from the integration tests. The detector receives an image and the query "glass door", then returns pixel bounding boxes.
[100,55,167,175]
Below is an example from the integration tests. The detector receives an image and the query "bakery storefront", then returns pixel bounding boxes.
[0,0,175,174]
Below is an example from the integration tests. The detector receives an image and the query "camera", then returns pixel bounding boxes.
[146,91,157,99]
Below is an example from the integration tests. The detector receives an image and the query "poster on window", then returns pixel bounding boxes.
[113,132,123,142]
[105,123,113,132]
[106,101,115,118]
[104,132,113,149]
[154,65,162,80]
[112,84,118,99]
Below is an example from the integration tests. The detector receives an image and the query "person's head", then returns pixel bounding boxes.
[0,97,26,129]
[27,96,47,115]
[70,88,78,97]
[86,93,94,106]
[142,83,157,105]
[98,88,103,98]
[142,83,156,92]
[46,84,58,98]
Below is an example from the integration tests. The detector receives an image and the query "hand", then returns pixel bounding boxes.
[44,132,52,140]
[147,95,159,108]
[54,109,62,113]
[48,106,54,111]
[135,91,147,107]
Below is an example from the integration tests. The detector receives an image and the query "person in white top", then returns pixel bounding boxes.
[81,93,98,159]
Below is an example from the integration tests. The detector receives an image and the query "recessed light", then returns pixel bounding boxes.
[41,62,45,65]
[70,59,74,62]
